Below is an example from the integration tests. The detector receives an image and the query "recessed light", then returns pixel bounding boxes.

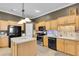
[35,10,40,13]
[11,9,17,11]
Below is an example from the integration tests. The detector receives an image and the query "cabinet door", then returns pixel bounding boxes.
[43,36,48,47]
[64,40,70,54]
[76,16,79,31]
[0,20,8,30]
[45,21,50,30]
[64,25,75,32]
[76,42,79,56]
[35,23,38,31]
[57,17,65,25]
[50,20,57,30]
[67,16,76,24]
[0,36,8,47]
[64,40,76,55]
[8,20,17,26]
[0,38,2,47]
[57,39,65,52]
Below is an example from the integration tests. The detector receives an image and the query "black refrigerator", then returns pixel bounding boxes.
[7,25,22,47]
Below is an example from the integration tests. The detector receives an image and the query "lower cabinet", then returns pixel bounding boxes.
[76,42,79,55]
[57,39,65,52]
[57,39,76,55]
[43,36,48,47]
[0,36,8,47]
[64,40,76,55]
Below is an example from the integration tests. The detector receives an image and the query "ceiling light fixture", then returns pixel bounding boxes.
[18,3,31,24]
[11,9,17,11]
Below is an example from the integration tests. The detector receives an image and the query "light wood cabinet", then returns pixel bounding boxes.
[68,8,78,15]
[0,36,8,47]
[35,23,40,31]
[8,20,18,26]
[35,21,45,31]
[64,40,76,55]
[58,24,75,33]
[57,39,65,52]
[43,36,48,47]
[67,16,76,24]
[57,39,76,55]
[57,17,65,25]
[75,16,79,31]
[0,20,8,30]
[35,23,38,31]
[50,20,58,30]
[76,41,79,55]
[45,21,50,30]
[11,40,37,56]
[57,16,76,25]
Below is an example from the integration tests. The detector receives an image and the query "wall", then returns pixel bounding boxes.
[0,11,22,21]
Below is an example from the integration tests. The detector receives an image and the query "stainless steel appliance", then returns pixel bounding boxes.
[37,26,47,45]
[7,25,22,47]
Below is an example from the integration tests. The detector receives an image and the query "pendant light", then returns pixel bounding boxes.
[18,3,31,24]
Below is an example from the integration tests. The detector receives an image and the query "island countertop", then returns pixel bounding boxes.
[11,36,36,44]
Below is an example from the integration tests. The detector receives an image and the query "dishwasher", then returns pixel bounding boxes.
[48,37,57,50]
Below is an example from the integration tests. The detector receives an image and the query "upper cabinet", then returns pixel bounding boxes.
[35,21,46,31]
[8,20,17,26]
[8,20,24,31]
[45,21,51,30]
[0,20,8,31]
[57,16,76,25]
[0,20,24,31]
[50,20,58,30]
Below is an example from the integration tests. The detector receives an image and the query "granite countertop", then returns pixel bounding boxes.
[11,36,36,44]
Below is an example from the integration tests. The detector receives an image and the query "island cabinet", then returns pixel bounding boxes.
[11,39,37,56]
[43,36,48,47]
[57,39,65,52]
[64,39,76,55]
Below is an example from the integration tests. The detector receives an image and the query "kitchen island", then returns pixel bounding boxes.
[11,37,37,56]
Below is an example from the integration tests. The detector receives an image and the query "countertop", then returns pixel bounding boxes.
[47,35,79,41]
[11,36,36,44]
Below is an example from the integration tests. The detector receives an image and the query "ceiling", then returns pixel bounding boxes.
[0,3,75,19]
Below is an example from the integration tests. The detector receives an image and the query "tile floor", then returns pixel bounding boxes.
[0,45,69,56]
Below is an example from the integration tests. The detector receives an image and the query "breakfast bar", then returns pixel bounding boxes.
[11,37,37,56]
